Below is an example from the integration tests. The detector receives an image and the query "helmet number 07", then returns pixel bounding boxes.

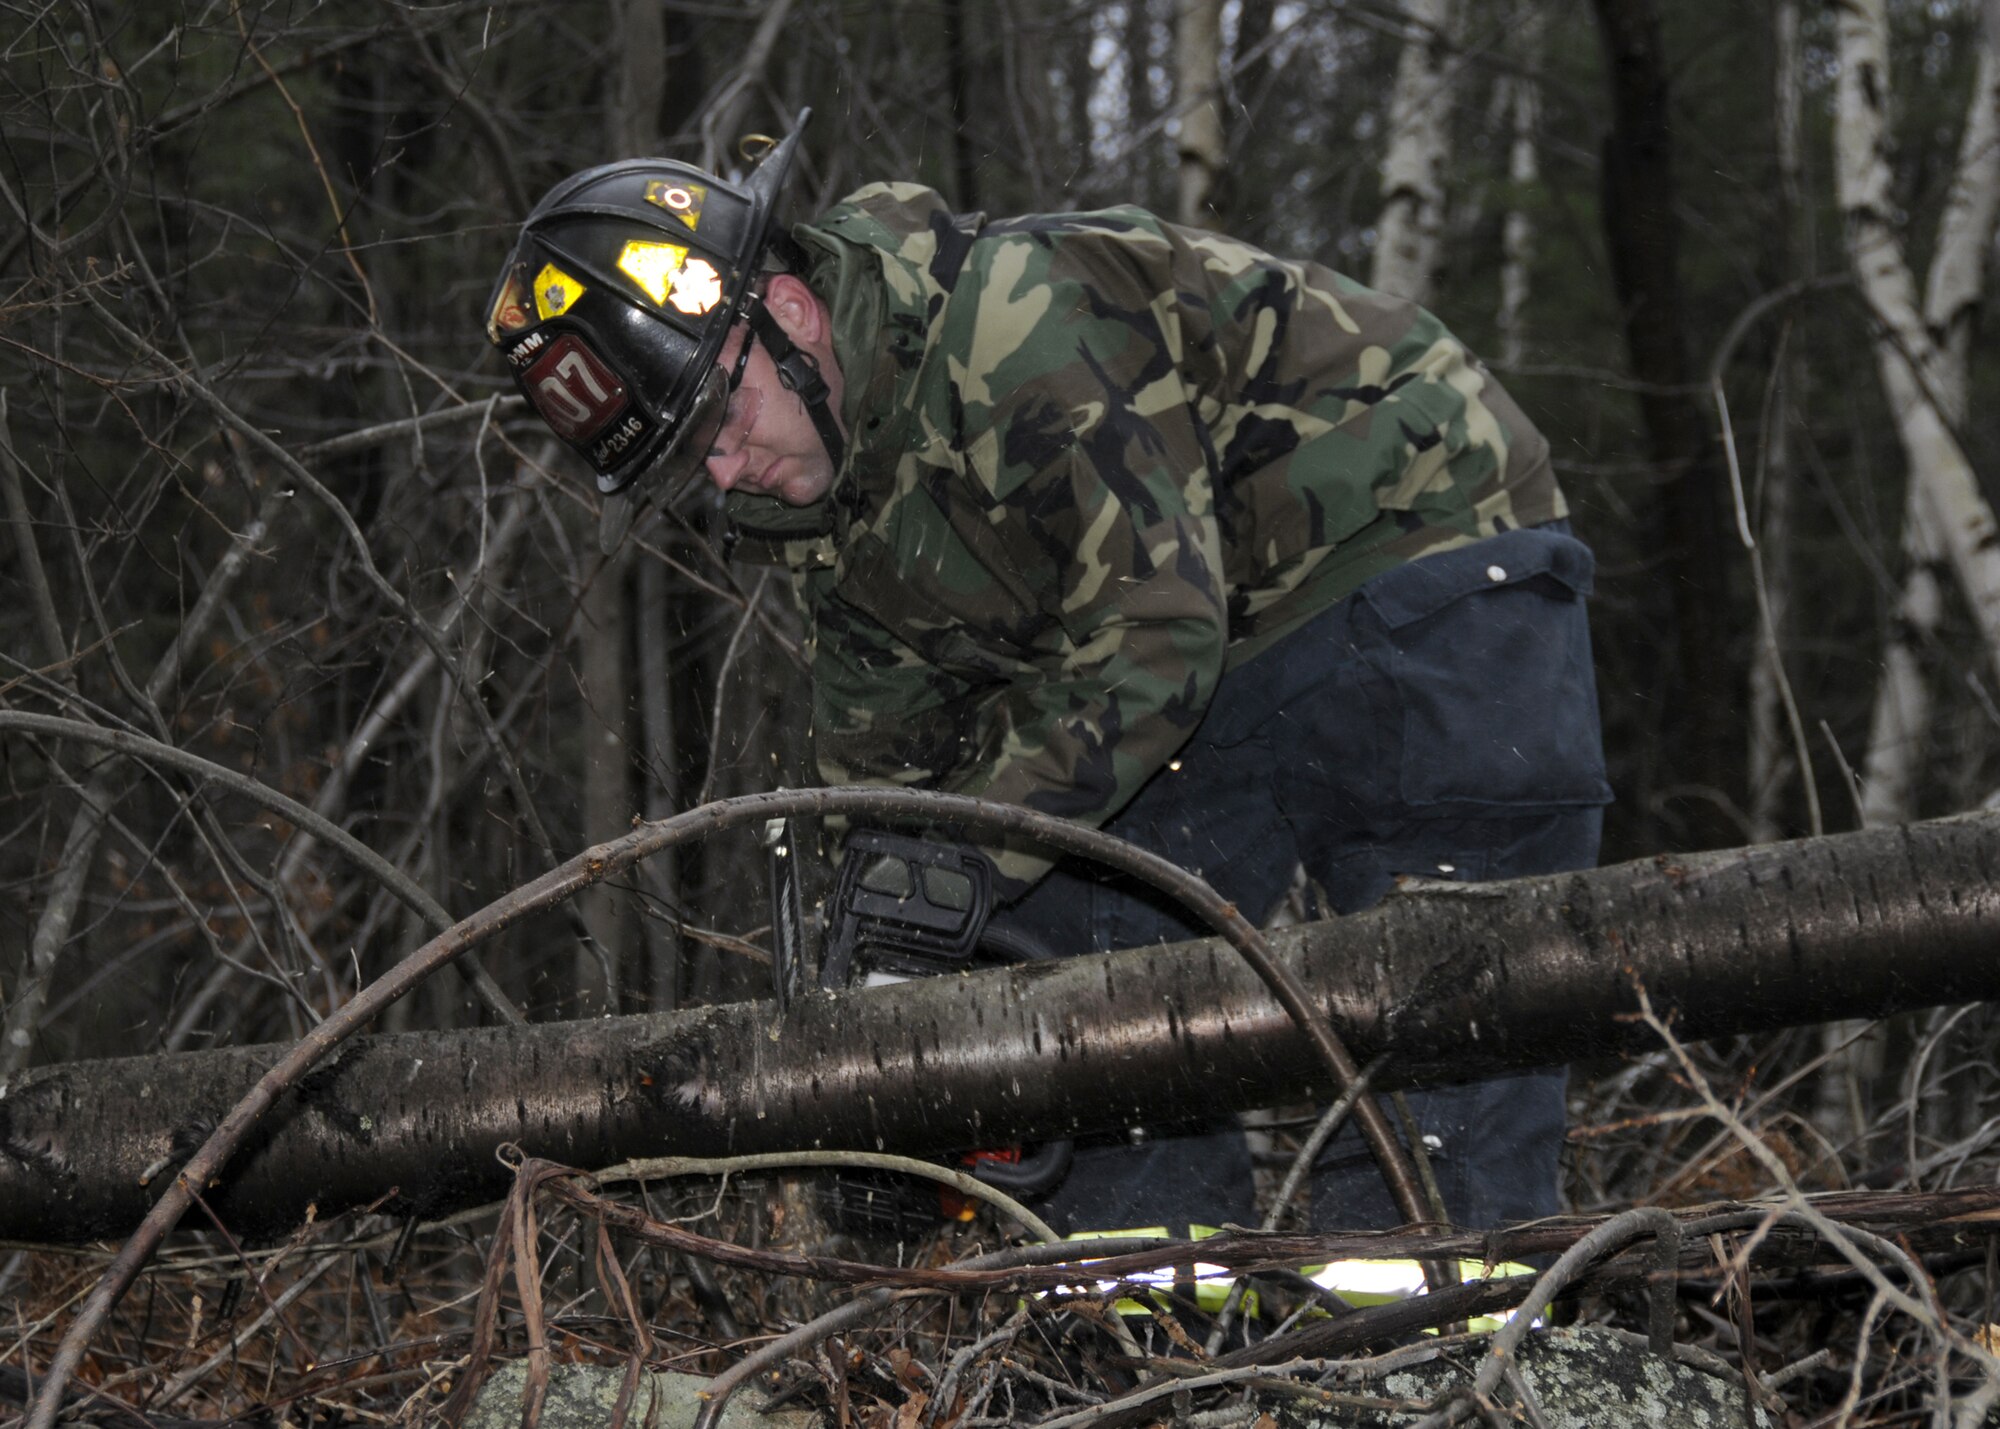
[523,335,627,443]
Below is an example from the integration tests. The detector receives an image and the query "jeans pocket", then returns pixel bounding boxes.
[1356,528,1613,814]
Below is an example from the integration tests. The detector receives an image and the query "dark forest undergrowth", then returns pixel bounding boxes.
[11,1009,2000,1429]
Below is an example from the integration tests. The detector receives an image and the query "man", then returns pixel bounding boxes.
[487,117,1612,1237]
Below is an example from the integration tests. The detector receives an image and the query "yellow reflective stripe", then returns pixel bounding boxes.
[1297,1259,1542,1332]
[1301,1257,1538,1293]
[1035,1239,1534,1325]
[1038,1226,1255,1317]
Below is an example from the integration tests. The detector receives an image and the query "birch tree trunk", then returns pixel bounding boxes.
[1858,529,1945,829]
[1372,0,1452,303]
[1831,0,2000,1157]
[14,808,2000,1244]
[1174,0,1225,228]
[1853,17,2000,827]
[1835,0,2000,705]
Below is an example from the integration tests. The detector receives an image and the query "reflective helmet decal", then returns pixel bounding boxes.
[667,257,723,315]
[487,264,534,342]
[616,239,725,317]
[520,335,626,443]
[644,179,705,231]
[533,262,586,320]
[615,238,688,304]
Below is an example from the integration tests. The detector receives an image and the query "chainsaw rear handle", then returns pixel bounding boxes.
[820,828,994,988]
[965,1136,1074,1195]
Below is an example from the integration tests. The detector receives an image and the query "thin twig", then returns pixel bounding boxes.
[0,712,520,1026]
[587,1150,1064,1246]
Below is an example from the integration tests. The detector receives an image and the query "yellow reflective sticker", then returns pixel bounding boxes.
[533,262,585,320]
[645,179,705,231]
[616,239,689,306]
[617,242,724,317]
[487,265,533,342]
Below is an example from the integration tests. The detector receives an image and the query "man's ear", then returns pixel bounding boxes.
[763,273,826,345]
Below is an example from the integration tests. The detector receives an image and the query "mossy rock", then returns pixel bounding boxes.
[1277,1326,1774,1429]
[461,1360,818,1429]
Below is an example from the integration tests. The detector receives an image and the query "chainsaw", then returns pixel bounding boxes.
[763,818,1074,1230]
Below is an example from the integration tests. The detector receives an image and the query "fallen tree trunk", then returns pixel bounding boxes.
[7,810,2000,1244]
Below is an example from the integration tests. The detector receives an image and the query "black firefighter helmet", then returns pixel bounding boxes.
[486,112,812,535]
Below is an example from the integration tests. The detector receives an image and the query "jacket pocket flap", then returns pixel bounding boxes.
[1359,527,1594,632]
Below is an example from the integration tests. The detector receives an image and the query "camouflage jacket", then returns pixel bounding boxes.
[726,184,1565,890]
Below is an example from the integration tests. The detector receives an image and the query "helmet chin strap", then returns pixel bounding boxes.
[744,301,847,477]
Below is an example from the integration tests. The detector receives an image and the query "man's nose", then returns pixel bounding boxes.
[705,442,749,491]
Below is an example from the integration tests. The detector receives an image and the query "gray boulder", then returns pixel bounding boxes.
[1279,1326,1774,1429]
[460,1359,817,1429]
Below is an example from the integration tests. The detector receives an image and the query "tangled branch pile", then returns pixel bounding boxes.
[11,1002,2000,1429]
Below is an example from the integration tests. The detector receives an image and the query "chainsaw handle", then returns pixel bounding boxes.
[967,1137,1074,1196]
[820,829,993,989]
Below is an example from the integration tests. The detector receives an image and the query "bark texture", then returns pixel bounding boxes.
[1591,0,1737,850]
[1851,4,2000,825]
[8,812,2000,1243]
[1371,0,1451,302]
[1837,0,2000,685]
[1174,0,1225,227]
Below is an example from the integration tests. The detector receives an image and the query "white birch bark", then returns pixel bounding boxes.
[1371,0,1452,304]
[1924,20,2000,409]
[1846,0,2000,827]
[1857,531,1944,829]
[1175,0,1225,228]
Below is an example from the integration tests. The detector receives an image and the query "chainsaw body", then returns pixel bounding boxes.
[763,819,1073,1212]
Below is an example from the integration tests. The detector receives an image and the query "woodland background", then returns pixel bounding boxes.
[8,0,2000,1421]
[11,0,2000,1053]
[6,1,2000,1411]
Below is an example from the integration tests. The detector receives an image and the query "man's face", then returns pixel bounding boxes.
[701,322,837,506]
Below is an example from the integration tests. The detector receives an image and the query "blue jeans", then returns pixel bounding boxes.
[993,524,1612,1234]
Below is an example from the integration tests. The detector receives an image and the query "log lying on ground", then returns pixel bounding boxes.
[5,811,2000,1244]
